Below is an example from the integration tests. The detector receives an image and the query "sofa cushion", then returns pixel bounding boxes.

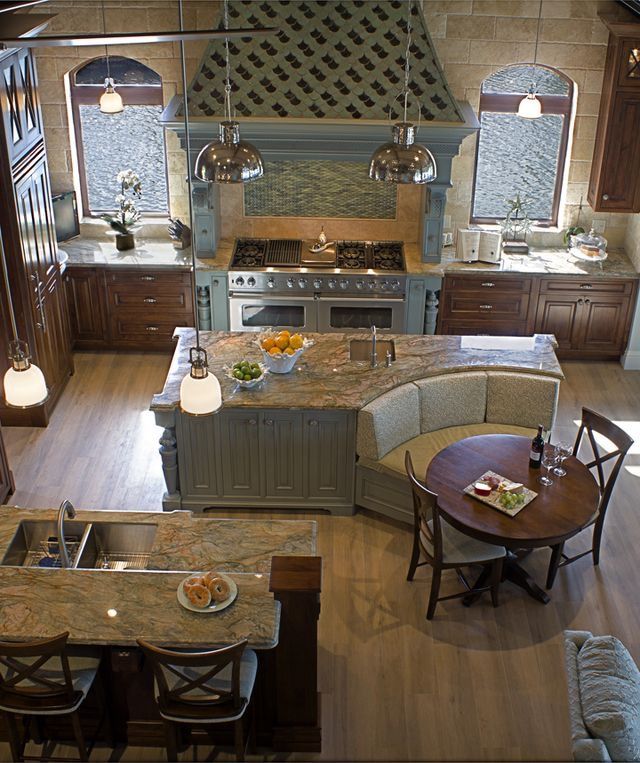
[356,383,420,460]
[578,635,640,763]
[358,422,536,480]
[486,372,559,430]
[414,372,487,433]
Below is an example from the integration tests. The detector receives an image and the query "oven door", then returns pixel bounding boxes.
[228,294,318,332]
[317,295,406,333]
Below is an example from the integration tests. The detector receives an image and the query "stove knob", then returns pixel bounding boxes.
[298,277,308,288]
[339,279,348,289]
[390,279,400,291]
[267,277,275,288]
[313,278,322,289]
[328,278,337,289]
[235,276,245,287]
[355,280,364,290]
[380,280,389,291]
[287,278,295,288]
[247,276,256,287]
[368,281,376,290]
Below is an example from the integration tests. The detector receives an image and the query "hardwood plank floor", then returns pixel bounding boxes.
[2,354,640,762]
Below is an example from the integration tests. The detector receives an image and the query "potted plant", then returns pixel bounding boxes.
[101,169,142,251]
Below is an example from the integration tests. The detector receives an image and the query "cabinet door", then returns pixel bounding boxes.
[534,293,580,351]
[0,50,42,165]
[304,411,355,503]
[65,268,107,344]
[35,276,73,390]
[263,411,304,499]
[405,277,427,334]
[577,295,631,354]
[176,413,221,499]
[210,273,229,331]
[218,411,261,497]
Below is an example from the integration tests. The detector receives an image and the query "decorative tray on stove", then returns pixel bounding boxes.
[463,471,537,517]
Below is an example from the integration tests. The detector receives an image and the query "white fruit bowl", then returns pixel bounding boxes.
[223,362,268,388]
[254,333,314,374]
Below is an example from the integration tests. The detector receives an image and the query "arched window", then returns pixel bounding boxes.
[68,56,168,216]
[471,64,574,226]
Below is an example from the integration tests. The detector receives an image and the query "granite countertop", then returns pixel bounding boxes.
[61,237,193,270]
[151,329,563,412]
[0,508,317,648]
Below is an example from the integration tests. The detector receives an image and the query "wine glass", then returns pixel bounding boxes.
[553,441,572,477]
[539,445,560,486]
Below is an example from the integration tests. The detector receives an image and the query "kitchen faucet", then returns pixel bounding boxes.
[370,324,377,368]
[57,499,76,568]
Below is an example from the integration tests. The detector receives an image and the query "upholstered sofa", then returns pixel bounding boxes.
[564,629,640,762]
[355,370,560,523]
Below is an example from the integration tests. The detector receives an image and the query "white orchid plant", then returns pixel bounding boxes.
[101,169,142,234]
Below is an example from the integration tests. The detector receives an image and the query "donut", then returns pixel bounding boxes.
[185,583,211,608]
[183,575,205,592]
[204,574,230,603]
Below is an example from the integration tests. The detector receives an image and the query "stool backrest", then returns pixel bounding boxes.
[405,451,442,564]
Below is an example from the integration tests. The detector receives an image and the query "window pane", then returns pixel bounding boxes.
[75,56,161,86]
[482,65,569,96]
[472,112,563,220]
[78,105,167,213]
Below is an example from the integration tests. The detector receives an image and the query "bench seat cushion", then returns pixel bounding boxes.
[358,423,536,480]
[414,372,488,433]
[486,372,559,430]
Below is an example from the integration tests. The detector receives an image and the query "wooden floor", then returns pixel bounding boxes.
[2,352,640,762]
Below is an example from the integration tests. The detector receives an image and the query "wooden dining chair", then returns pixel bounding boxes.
[405,451,506,620]
[0,631,106,762]
[546,407,634,589]
[137,638,258,762]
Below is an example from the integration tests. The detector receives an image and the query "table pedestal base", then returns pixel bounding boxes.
[463,550,550,606]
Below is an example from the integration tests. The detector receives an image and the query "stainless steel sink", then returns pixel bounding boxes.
[75,522,157,570]
[349,339,396,362]
[1,520,90,568]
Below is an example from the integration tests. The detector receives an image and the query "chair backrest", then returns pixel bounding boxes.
[137,639,248,715]
[0,632,79,712]
[574,407,633,518]
[405,451,443,564]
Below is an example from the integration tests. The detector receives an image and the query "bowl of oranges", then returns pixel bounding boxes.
[257,330,312,374]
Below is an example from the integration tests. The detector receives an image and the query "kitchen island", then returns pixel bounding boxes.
[151,330,563,513]
[0,508,321,752]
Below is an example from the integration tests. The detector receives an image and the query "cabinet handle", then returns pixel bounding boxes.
[143,297,158,303]
[248,419,257,425]
[579,284,593,290]
[213,279,219,286]
[481,282,495,288]
[265,419,273,426]
[578,298,584,305]
[29,273,37,282]
[201,229,208,234]
[308,419,318,426]
[118,650,131,658]
[602,194,610,201]
[140,275,156,282]
[35,281,46,331]
[479,304,493,310]
[584,298,590,304]
[146,326,159,332]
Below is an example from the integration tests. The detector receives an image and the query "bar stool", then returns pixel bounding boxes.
[0,631,107,762]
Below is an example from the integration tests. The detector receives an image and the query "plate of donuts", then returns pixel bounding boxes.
[177,571,238,613]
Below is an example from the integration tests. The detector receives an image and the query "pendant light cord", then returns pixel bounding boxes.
[0,227,19,342]
[401,0,413,124]
[101,0,111,83]
[531,0,542,87]
[223,0,233,122]
[178,0,200,351]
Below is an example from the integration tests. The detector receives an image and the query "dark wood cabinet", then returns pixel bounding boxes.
[588,17,640,212]
[65,267,108,346]
[0,423,14,504]
[0,48,42,166]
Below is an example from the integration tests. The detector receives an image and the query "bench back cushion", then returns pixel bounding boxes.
[357,383,420,460]
[486,372,559,431]
[415,372,487,433]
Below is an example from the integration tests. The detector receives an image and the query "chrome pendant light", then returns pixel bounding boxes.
[518,0,543,119]
[194,0,264,184]
[178,0,221,416]
[1,229,47,408]
[369,0,436,185]
[99,0,123,114]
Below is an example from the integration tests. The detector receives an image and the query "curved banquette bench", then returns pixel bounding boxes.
[355,371,560,524]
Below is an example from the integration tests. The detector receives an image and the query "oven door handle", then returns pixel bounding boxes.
[229,293,318,302]
[318,294,405,302]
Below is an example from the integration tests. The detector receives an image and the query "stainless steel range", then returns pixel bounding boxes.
[228,238,407,333]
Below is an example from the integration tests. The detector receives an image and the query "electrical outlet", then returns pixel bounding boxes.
[591,219,606,233]
[443,215,451,229]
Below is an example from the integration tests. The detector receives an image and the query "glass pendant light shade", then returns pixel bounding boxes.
[195,121,263,183]
[517,90,542,119]
[369,122,437,184]
[3,341,47,408]
[179,347,222,415]
[99,77,123,114]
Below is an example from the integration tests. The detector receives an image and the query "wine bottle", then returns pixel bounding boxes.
[529,425,544,469]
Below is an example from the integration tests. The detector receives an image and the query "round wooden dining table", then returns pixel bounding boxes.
[426,434,600,604]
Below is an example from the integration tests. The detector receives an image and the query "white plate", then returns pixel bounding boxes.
[570,247,607,262]
[177,573,238,613]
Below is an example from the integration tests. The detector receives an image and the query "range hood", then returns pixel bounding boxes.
[161,0,479,261]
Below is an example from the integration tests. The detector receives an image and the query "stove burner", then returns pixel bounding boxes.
[231,238,267,268]
[234,255,261,267]
[372,241,404,271]
[336,241,367,269]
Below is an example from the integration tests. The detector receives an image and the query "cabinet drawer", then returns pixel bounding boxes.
[443,293,530,321]
[109,315,187,343]
[540,278,634,296]
[108,285,192,312]
[438,320,530,337]
[444,275,532,293]
[105,270,191,287]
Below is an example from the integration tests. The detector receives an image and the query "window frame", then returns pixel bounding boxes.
[470,64,574,228]
[68,57,169,218]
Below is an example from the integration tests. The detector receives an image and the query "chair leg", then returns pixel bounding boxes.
[490,557,503,608]
[546,542,565,590]
[70,710,88,762]
[234,717,245,762]
[406,531,421,581]
[4,713,24,763]
[592,524,604,566]
[163,719,179,762]
[426,566,441,620]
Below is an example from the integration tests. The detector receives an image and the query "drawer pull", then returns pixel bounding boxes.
[579,284,593,290]
[146,326,159,332]
[143,297,158,303]
[481,282,495,288]
[479,304,493,310]
[602,194,610,201]
[265,419,273,426]
[140,275,156,282]
[248,419,257,426]
[308,419,318,426]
